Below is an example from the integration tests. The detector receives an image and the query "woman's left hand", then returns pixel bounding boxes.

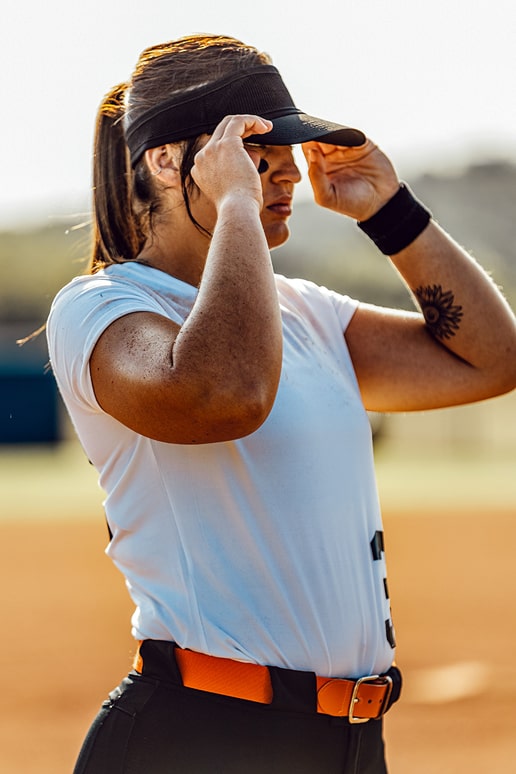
[302,139,400,221]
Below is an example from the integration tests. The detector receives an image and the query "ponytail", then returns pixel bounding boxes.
[88,37,274,273]
[89,83,144,273]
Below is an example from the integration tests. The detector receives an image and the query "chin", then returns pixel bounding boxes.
[266,223,291,251]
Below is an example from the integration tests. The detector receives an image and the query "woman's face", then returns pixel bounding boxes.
[253,144,302,249]
[187,143,302,250]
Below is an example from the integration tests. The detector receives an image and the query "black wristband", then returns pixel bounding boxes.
[357,183,432,255]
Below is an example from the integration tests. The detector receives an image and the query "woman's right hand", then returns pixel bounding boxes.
[190,115,272,211]
[89,115,283,445]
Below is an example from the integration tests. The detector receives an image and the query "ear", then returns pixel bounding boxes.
[144,145,181,184]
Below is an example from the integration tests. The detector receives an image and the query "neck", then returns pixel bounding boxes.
[137,217,210,288]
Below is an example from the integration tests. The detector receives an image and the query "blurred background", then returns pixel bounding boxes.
[1,1,515,771]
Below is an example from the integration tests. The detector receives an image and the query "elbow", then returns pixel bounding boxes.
[495,363,516,397]
[225,403,273,439]
[204,353,283,439]
[178,372,281,444]
[211,377,280,439]
[243,383,279,431]
[479,346,516,399]
[497,338,516,393]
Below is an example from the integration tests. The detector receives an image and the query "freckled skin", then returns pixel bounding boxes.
[90,122,516,442]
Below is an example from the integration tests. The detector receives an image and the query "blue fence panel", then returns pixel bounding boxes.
[0,323,59,444]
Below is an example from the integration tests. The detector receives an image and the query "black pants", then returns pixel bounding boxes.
[73,641,394,774]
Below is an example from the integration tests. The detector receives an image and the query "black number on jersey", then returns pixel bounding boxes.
[370,530,396,649]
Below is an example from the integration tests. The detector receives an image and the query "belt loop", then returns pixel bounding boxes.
[268,665,316,713]
[385,665,403,710]
[135,640,183,685]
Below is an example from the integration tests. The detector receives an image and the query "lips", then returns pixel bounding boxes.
[266,197,292,217]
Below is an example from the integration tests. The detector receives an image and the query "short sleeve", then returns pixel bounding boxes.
[46,273,176,411]
[323,287,360,333]
[276,275,359,333]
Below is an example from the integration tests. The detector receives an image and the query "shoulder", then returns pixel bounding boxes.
[47,263,189,337]
[49,263,159,309]
[46,265,172,389]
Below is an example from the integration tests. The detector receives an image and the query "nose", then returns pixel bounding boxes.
[270,150,302,184]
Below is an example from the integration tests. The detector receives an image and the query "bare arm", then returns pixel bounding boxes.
[303,140,516,411]
[90,116,283,443]
[346,221,516,411]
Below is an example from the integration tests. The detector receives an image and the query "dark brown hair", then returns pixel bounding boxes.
[89,34,272,273]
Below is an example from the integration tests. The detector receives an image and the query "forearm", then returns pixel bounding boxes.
[306,138,516,407]
[173,197,283,413]
[389,219,516,386]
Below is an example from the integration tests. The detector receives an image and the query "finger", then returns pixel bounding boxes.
[303,138,376,162]
[302,141,334,156]
[211,114,273,142]
[302,141,349,162]
[240,115,273,139]
[302,143,324,170]
[303,145,331,195]
[301,141,322,159]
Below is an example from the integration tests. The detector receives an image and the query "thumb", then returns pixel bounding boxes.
[304,146,330,199]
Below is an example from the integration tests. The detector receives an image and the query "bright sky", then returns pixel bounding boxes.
[3,0,516,227]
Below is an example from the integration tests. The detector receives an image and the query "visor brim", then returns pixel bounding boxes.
[245,112,366,147]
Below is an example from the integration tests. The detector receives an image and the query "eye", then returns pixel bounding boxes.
[243,142,268,150]
[243,142,269,174]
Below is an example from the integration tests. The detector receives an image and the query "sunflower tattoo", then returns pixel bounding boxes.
[413,284,463,339]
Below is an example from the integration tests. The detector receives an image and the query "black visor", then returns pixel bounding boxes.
[125,65,365,167]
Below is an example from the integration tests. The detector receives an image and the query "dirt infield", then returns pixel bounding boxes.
[1,501,515,771]
[2,508,515,772]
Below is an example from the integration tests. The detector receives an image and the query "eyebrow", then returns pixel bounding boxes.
[243,143,294,152]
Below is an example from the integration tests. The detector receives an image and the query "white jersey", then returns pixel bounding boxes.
[47,262,395,679]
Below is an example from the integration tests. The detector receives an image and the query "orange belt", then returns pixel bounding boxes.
[134,643,394,723]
